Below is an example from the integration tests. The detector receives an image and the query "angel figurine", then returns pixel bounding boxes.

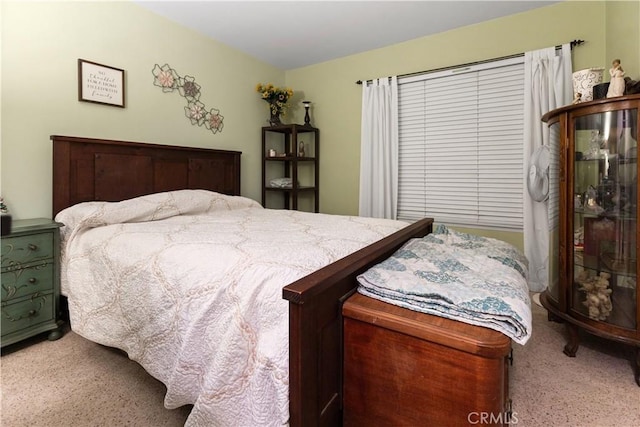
[606,59,625,98]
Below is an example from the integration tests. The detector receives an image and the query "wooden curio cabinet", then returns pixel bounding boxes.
[540,94,640,386]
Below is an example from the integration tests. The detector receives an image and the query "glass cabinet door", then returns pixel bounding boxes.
[572,108,637,330]
[548,121,561,304]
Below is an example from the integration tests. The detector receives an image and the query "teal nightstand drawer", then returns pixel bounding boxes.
[1,232,54,271]
[1,262,54,302]
[1,292,55,338]
[0,219,62,347]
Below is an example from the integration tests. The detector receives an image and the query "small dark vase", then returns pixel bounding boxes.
[269,109,282,126]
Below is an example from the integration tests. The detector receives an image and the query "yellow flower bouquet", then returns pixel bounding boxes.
[256,83,294,125]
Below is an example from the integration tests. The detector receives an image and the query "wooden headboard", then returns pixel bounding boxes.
[52,135,241,216]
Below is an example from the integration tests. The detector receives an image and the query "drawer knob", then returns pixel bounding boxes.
[28,309,36,316]
[28,244,38,251]
[28,277,37,284]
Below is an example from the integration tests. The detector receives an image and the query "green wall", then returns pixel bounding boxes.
[286,0,639,249]
[1,0,284,219]
[2,1,638,251]
[606,0,640,78]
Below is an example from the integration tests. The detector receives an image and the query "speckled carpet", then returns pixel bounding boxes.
[1,296,639,426]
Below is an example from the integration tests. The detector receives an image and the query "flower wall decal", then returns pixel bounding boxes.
[180,76,201,101]
[205,109,224,132]
[152,64,224,134]
[185,101,206,125]
[153,64,179,91]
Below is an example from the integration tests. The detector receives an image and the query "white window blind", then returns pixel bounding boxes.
[397,58,525,230]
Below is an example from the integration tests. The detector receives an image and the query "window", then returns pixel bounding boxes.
[397,57,525,230]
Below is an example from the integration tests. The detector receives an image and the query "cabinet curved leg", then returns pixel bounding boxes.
[563,323,580,357]
[547,311,563,323]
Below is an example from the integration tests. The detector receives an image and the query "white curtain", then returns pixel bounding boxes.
[523,44,572,292]
[359,76,399,219]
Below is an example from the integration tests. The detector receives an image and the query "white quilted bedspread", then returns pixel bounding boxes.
[55,190,408,426]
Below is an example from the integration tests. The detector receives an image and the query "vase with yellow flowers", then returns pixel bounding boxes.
[256,83,294,126]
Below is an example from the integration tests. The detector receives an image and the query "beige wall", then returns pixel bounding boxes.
[286,0,638,249]
[2,1,638,250]
[606,0,640,78]
[1,0,284,219]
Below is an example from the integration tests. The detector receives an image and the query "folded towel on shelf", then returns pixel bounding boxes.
[269,177,294,188]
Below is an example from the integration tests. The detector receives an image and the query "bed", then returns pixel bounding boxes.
[51,135,434,426]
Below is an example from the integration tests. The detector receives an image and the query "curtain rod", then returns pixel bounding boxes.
[355,39,585,85]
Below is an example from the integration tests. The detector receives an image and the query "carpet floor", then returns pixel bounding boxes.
[1,298,639,426]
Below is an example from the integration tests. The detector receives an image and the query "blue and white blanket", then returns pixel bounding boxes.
[357,224,532,344]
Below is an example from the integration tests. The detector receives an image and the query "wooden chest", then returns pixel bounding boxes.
[343,293,512,427]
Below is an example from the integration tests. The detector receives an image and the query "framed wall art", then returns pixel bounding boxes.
[78,59,125,107]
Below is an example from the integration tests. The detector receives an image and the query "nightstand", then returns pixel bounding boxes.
[1,218,63,347]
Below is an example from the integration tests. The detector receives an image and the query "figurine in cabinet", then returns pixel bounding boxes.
[607,59,625,98]
[583,185,603,213]
[577,271,613,321]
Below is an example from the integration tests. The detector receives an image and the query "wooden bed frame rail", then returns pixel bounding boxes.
[283,217,434,427]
